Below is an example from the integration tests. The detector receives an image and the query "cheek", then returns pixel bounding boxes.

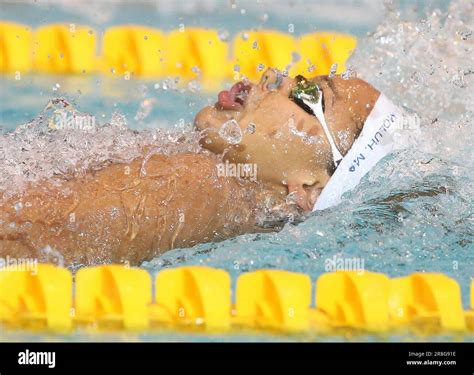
[243,102,298,136]
[199,118,246,154]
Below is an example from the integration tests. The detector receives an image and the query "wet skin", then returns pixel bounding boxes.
[0,70,379,266]
[0,153,287,266]
[195,69,380,210]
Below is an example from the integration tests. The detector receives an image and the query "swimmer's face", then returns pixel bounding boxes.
[194,68,379,209]
[195,69,333,189]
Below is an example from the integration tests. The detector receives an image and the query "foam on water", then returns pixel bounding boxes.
[0,98,203,197]
[350,0,473,164]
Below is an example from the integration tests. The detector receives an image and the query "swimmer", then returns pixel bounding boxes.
[0,68,398,266]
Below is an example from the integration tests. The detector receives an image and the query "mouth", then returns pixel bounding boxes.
[216,81,252,110]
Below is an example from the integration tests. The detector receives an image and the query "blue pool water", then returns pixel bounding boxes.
[0,0,473,341]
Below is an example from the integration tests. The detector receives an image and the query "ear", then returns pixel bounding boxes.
[287,182,322,211]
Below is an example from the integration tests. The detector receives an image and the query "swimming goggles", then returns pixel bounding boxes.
[290,75,344,167]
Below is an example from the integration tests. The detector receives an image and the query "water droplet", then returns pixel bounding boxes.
[110,111,127,127]
[341,67,356,80]
[415,19,431,33]
[286,192,298,205]
[40,245,64,267]
[219,119,242,145]
[195,317,204,325]
[135,98,157,121]
[457,30,472,40]
[252,41,258,49]
[241,32,249,41]
[191,66,200,75]
[329,63,338,78]
[246,122,256,134]
[451,70,466,88]
[187,80,201,93]
[291,52,301,63]
[410,71,426,87]
[218,29,229,42]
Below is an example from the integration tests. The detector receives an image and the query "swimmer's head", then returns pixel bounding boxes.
[194,68,379,210]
